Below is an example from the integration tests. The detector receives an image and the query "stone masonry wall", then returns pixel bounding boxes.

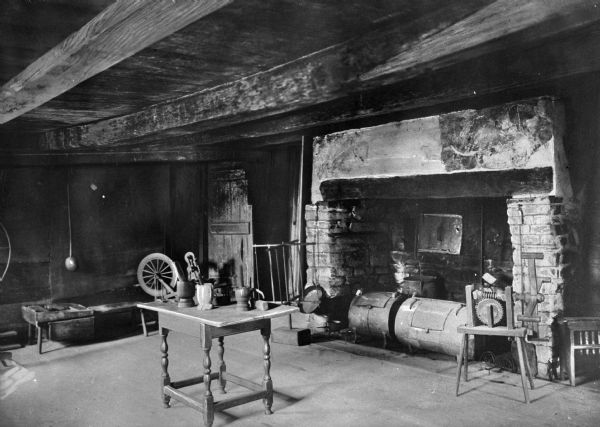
[304,202,395,304]
[507,195,578,378]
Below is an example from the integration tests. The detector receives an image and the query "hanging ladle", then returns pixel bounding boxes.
[64,182,78,271]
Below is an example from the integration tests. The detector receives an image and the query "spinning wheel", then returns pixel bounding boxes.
[137,253,178,298]
[0,222,11,283]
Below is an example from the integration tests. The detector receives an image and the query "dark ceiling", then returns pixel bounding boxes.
[0,0,430,133]
[0,0,598,160]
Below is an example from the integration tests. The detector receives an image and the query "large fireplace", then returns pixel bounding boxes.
[305,97,579,378]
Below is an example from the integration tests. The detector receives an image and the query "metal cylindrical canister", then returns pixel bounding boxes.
[394,297,474,358]
[235,286,250,311]
[348,292,404,338]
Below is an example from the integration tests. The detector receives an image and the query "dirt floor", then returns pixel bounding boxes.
[2,315,600,427]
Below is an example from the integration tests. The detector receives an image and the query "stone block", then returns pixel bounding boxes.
[539,281,558,295]
[319,211,350,222]
[314,252,344,266]
[533,214,554,226]
[512,275,523,293]
[540,234,561,247]
[305,209,317,221]
[538,295,555,312]
[529,224,554,235]
[306,231,336,245]
[306,267,334,280]
[306,243,343,255]
[523,204,553,216]
[534,344,553,365]
[507,216,523,225]
[521,235,540,245]
[537,267,558,279]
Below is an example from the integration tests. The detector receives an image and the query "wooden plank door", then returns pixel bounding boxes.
[207,167,253,289]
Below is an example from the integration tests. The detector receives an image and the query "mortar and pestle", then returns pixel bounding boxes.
[177,280,196,308]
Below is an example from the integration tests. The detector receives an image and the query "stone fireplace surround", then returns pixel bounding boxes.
[305,97,578,378]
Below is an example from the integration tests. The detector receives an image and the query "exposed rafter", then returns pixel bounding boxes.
[0,0,232,124]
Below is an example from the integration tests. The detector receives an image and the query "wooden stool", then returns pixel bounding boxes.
[455,285,535,403]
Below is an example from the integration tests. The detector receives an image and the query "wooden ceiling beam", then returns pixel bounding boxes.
[360,0,600,85]
[39,0,600,151]
[39,0,495,150]
[43,25,600,154]
[0,147,264,167]
[0,0,233,124]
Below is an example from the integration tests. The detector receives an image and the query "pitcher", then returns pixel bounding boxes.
[196,283,214,310]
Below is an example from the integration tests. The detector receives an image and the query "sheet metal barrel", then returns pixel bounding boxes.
[394,297,474,358]
[348,292,403,338]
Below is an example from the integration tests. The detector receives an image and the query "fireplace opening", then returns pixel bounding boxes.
[307,196,514,303]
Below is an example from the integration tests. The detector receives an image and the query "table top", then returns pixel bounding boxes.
[137,301,298,328]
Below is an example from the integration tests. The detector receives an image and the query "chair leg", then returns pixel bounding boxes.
[521,339,535,390]
[36,325,43,354]
[456,333,466,396]
[516,337,531,403]
[463,333,469,382]
[140,309,148,337]
[569,331,576,386]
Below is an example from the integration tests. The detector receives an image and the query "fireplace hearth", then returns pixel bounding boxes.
[306,97,579,378]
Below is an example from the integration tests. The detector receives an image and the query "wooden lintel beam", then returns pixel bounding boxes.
[0,148,264,167]
[320,168,554,201]
[360,0,600,85]
[0,0,233,124]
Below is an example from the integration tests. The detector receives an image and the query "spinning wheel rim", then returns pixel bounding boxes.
[137,253,178,297]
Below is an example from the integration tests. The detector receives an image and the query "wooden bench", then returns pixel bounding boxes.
[90,301,155,337]
[24,286,156,353]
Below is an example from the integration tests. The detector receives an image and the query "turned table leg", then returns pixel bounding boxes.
[160,328,171,408]
[202,326,214,427]
[37,324,43,354]
[217,336,226,394]
[261,323,273,415]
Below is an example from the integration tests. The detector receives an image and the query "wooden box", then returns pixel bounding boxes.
[48,317,95,341]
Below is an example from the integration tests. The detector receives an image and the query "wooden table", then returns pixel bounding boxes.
[137,301,298,427]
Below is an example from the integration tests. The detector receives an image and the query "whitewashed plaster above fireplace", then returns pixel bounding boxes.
[311,97,571,204]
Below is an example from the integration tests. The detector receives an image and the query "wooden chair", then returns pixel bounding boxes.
[456,285,535,403]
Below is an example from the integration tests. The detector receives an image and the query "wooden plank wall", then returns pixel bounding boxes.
[0,164,170,329]
[0,145,298,332]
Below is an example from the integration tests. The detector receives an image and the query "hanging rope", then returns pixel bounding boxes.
[67,183,73,259]
[0,222,11,282]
